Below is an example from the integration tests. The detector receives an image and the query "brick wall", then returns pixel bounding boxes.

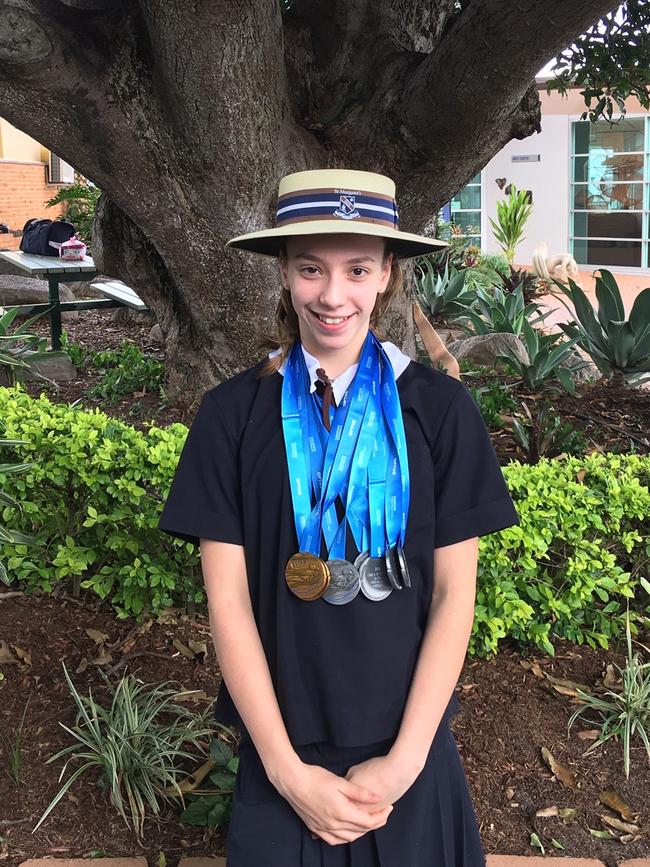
[0,160,66,251]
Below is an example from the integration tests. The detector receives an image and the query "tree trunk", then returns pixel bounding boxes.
[0,0,620,412]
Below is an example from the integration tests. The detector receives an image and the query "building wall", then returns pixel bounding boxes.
[0,162,66,250]
[479,88,649,273]
[0,118,46,162]
[0,119,68,251]
[483,115,570,265]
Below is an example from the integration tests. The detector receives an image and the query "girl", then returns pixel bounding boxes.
[158,169,520,866]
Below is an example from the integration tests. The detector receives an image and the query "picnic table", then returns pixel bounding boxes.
[0,250,150,351]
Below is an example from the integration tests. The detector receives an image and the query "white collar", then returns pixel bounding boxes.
[269,340,411,405]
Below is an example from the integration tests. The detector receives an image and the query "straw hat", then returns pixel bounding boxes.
[226,169,448,260]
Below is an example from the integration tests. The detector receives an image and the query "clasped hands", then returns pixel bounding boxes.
[277,752,417,847]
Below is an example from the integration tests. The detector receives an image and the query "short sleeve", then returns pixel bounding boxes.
[432,382,519,548]
[158,391,243,547]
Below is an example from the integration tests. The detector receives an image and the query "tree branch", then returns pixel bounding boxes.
[400,0,621,140]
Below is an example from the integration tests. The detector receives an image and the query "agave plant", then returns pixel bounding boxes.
[450,283,551,337]
[489,184,533,265]
[0,306,66,386]
[412,261,476,320]
[494,317,589,394]
[553,270,650,387]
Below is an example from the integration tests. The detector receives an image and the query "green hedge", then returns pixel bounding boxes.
[0,386,198,618]
[0,386,648,654]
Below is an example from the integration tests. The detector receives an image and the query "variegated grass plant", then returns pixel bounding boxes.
[568,604,650,779]
[34,664,217,840]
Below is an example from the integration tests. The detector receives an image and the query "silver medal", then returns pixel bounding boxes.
[356,552,393,601]
[322,559,361,605]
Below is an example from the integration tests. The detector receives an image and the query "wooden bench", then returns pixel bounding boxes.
[0,250,153,351]
[91,280,149,311]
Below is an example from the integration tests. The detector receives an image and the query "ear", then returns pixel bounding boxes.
[378,252,393,293]
[278,254,289,288]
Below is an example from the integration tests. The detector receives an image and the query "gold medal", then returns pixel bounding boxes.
[285,552,330,601]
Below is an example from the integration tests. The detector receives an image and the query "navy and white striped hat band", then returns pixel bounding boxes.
[226,169,449,259]
[276,188,399,230]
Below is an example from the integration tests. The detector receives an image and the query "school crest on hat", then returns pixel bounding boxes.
[226,168,448,260]
[334,192,360,221]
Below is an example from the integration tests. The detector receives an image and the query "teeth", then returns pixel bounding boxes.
[316,313,349,324]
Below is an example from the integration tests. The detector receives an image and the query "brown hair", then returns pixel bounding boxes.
[255,242,403,378]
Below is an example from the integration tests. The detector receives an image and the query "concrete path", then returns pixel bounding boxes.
[17,854,650,866]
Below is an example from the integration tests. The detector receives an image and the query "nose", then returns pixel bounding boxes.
[318,272,346,310]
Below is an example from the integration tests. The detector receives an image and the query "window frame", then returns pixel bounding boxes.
[569,114,649,274]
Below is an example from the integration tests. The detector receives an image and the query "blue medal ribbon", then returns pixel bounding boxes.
[281,331,410,562]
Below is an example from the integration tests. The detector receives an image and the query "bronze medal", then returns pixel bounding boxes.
[285,552,330,601]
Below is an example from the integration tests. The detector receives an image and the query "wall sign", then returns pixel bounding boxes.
[512,154,541,163]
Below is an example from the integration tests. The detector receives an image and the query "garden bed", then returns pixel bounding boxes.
[22,309,650,460]
[0,592,648,867]
[2,307,647,866]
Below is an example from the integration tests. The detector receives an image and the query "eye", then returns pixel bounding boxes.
[300,266,320,275]
[351,267,368,277]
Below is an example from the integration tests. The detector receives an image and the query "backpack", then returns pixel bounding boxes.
[19,218,76,256]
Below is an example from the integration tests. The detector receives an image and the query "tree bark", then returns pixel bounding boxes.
[0,0,621,411]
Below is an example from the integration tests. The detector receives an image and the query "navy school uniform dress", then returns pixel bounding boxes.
[158,340,521,867]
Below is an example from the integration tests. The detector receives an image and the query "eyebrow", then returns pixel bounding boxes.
[291,253,378,264]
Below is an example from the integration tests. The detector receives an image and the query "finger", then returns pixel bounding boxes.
[348,802,393,829]
[342,781,380,803]
[328,804,394,835]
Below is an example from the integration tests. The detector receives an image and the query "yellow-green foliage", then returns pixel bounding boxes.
[474,452,649,656]
[0,386,648,654]
[0,386,197,618]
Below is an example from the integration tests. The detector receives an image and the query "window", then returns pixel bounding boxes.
[570,117,649,268]
[449,173,482,243]
[48,153,75,184]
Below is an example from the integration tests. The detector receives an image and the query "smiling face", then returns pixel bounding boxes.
[279,233,393,377]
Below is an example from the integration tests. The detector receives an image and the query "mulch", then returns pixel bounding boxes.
[0,307,648,866]
[0,594,648,866]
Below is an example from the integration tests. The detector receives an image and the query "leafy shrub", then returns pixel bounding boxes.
[45,180,101,246]
[59,330,89,369]
[475,451,650,657]
[462,255,511,294]
[87,341,165,401]
[0,389,648,658]
[0,437,36,585]
[0,386,197,617]
[178,736,239,829]
[466,378,518,431]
